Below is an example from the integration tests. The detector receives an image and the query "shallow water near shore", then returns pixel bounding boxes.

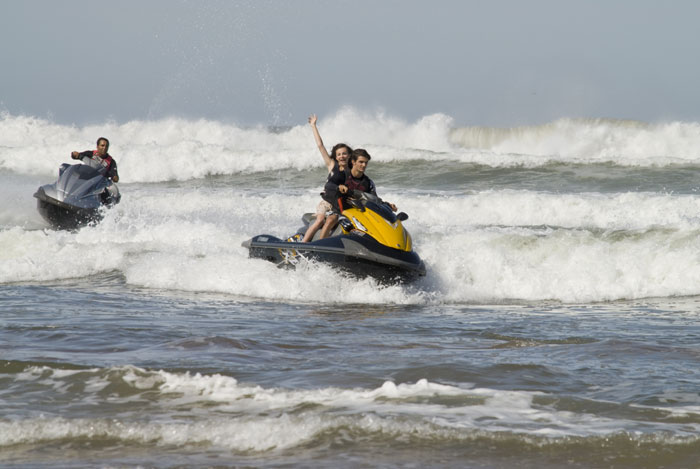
[2,276,699,468]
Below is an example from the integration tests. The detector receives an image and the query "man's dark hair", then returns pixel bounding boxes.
[96,137,110,151]
[351,148,371,162]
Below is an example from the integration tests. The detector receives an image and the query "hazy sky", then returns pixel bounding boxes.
[3,0,700,127]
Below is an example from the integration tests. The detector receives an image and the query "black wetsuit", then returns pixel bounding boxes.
[77,151,119,181]
[320,161,344,204]
[324,167,377,212]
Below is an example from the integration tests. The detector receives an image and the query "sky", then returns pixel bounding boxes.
[2,0,700,127]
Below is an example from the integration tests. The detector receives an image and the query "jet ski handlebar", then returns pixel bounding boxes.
[348,190,378,203]
[346,190,408,221]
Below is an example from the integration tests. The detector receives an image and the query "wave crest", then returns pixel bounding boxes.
[450,117,700,164]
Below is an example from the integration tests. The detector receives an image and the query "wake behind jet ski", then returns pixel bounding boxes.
[34,137,121,230]
[242,191,426,282]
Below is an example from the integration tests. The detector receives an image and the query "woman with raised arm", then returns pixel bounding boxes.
[301,114,353,242]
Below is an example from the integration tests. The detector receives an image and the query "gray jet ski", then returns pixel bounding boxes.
[34,163,120,230]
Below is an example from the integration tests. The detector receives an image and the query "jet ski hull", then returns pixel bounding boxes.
[242,233,426,282]
[34,187,102,230]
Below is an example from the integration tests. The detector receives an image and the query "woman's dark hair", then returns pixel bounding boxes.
[330,143,352,161]
[351,148,371,162]
[96,137,110,152]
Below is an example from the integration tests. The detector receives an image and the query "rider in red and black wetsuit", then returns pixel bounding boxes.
[71,137,119,182]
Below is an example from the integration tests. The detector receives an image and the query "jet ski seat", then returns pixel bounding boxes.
[299,212,343,242]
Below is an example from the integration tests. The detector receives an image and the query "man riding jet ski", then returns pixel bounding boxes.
[241,190,426,282]
[34,137,121,229]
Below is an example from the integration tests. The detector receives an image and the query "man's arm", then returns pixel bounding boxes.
[71,150,92,160]
[368,178,377,196]
[369,177,397,211]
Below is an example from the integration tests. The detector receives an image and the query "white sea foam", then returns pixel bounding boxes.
[2,366,698,450]
[412,190,700,232]
[4,111,700,185]
[4,108,700,302]
[3,185,700,303]
[0,109,455,183]
[422,226,700,303]
[450,118,700,166]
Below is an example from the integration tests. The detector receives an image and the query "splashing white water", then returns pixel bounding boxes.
[5,111,700,185]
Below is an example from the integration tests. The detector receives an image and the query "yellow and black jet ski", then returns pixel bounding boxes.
[241,191,426,282]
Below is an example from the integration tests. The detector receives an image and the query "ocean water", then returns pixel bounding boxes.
[1,109,699,468]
